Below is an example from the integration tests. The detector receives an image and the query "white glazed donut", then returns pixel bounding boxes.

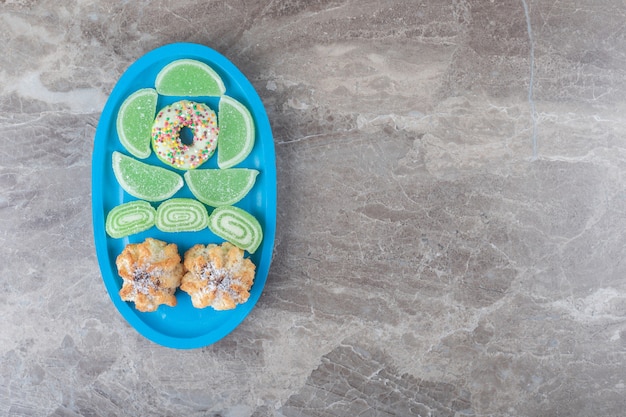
[151,100,218,170]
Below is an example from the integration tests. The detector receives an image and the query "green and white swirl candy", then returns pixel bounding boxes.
[208,206,263,254]
[105,200,156,239]
[155,198,209,233]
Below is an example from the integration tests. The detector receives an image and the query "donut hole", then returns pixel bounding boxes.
[179,126,195,146]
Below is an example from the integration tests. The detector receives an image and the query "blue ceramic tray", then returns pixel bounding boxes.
[92,43,276,349]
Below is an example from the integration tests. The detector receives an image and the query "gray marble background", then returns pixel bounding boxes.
[1,0,626,416]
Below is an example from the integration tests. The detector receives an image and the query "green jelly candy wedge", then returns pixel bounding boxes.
[184,168,259,207]
[155,198,209,233]
[217,96,255,169]
[105,200,156,239]
[112,151,183,202]
[208,206,263,254]
[155,59,226,97]
[116,88,157,159]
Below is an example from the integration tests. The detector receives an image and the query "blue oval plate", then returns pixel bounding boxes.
[92,43,276,349]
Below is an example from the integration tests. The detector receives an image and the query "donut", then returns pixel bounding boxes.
[151,100,219,170]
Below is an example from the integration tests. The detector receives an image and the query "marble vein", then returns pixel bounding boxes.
[521,0,539,160]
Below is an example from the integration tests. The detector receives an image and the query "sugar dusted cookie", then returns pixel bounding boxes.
[180,242,256,310]
[116,238,184,312]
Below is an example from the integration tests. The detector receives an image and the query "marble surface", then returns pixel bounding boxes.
[1,0,626,415]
